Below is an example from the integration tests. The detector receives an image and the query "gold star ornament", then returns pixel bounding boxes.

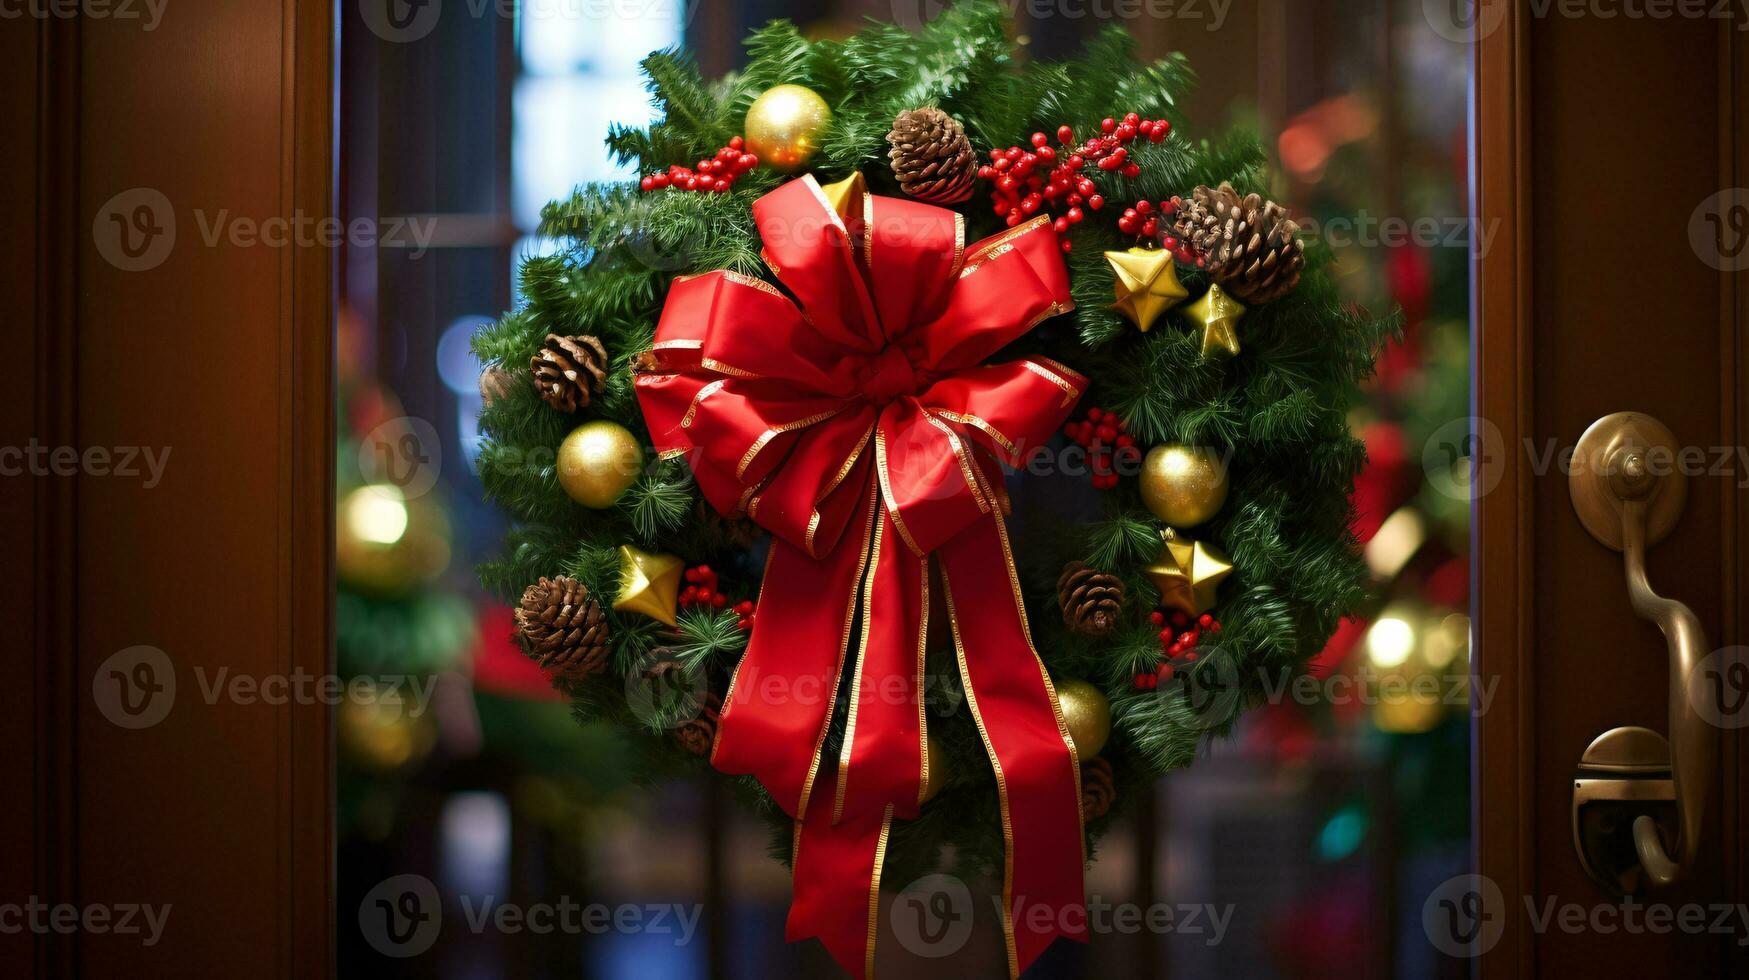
[1104,247,1188,333]
[1144,529,1233,616]
[612,544,685,626]
[1183,283,1246,358]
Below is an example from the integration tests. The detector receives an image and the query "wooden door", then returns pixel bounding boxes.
[1474,4,1749,976]
[1,3,334,977]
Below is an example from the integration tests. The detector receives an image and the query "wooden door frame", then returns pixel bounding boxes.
[1474,3,1748,975]
[1472,2,1535,973]
[3,2,335,977]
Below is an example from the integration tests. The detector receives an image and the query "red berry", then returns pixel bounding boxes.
[1088,194,1105,211]
[1036,145,1056,161]
[1124,111,1140,125]
[1122,163,1141,178]
[1060,240,1072,254]
[1101,117,1116,133]
[1057,125,1074,143]
[1053,217,1070,234]
[1031,132,1049,148]
[1142,218,1159,237]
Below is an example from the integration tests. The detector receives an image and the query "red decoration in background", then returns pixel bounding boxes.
[678,564,758,631]
[641,136,759,193]
[471,605,566,702]
[1061,406,1137,491]
[979,112,1170,252]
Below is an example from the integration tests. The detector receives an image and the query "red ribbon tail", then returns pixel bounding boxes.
[938,514,1089,975]
[786,804,893,980]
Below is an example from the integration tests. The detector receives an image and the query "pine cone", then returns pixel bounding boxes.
[479,365,521,407]
[515,575,611,679]
[1081,757,1116,821]
[675,691,723,756]
[1058,561,1125,637]
[1173,183,1305,304]
[886,108,976,205]
[696,498,761,552]
[530,334,609,413]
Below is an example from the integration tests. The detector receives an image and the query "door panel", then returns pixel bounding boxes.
[3,4,334,978]
[1477,7,1747,976]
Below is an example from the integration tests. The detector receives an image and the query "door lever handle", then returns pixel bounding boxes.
[1570,412,1710,890]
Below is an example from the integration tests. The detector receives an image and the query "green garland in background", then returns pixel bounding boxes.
[473,1,1396,884]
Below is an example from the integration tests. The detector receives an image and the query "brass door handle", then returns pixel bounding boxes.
[1570,412,1711,890]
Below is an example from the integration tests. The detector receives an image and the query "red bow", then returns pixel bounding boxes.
[635,174,1088,978]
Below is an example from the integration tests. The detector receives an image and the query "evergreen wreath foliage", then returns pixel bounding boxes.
[474,0,1398,885]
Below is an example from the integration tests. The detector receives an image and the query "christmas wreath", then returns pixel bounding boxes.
[474,3,1394,975]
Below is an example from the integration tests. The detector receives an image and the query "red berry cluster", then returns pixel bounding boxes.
[640,137,759,194]
[1134,609,1222,689]
[679,565,758,631]
[1115,195,1200,266]
[1061,406,1138,491]
[976,113,1171,253]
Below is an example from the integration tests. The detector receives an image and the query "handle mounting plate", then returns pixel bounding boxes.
[1569,411,1688,551]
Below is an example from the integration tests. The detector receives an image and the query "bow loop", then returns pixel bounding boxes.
[635,175,1087,980]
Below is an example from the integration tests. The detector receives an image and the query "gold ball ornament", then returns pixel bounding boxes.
[1183,282,1246,358]
[1055,678,1112,758]
[612,544,685,626]
[1104,246,1188,333]
[1139,444,1230,527]
[920,736,949,803]
[744,84,831,173]
[557,420,644,509]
